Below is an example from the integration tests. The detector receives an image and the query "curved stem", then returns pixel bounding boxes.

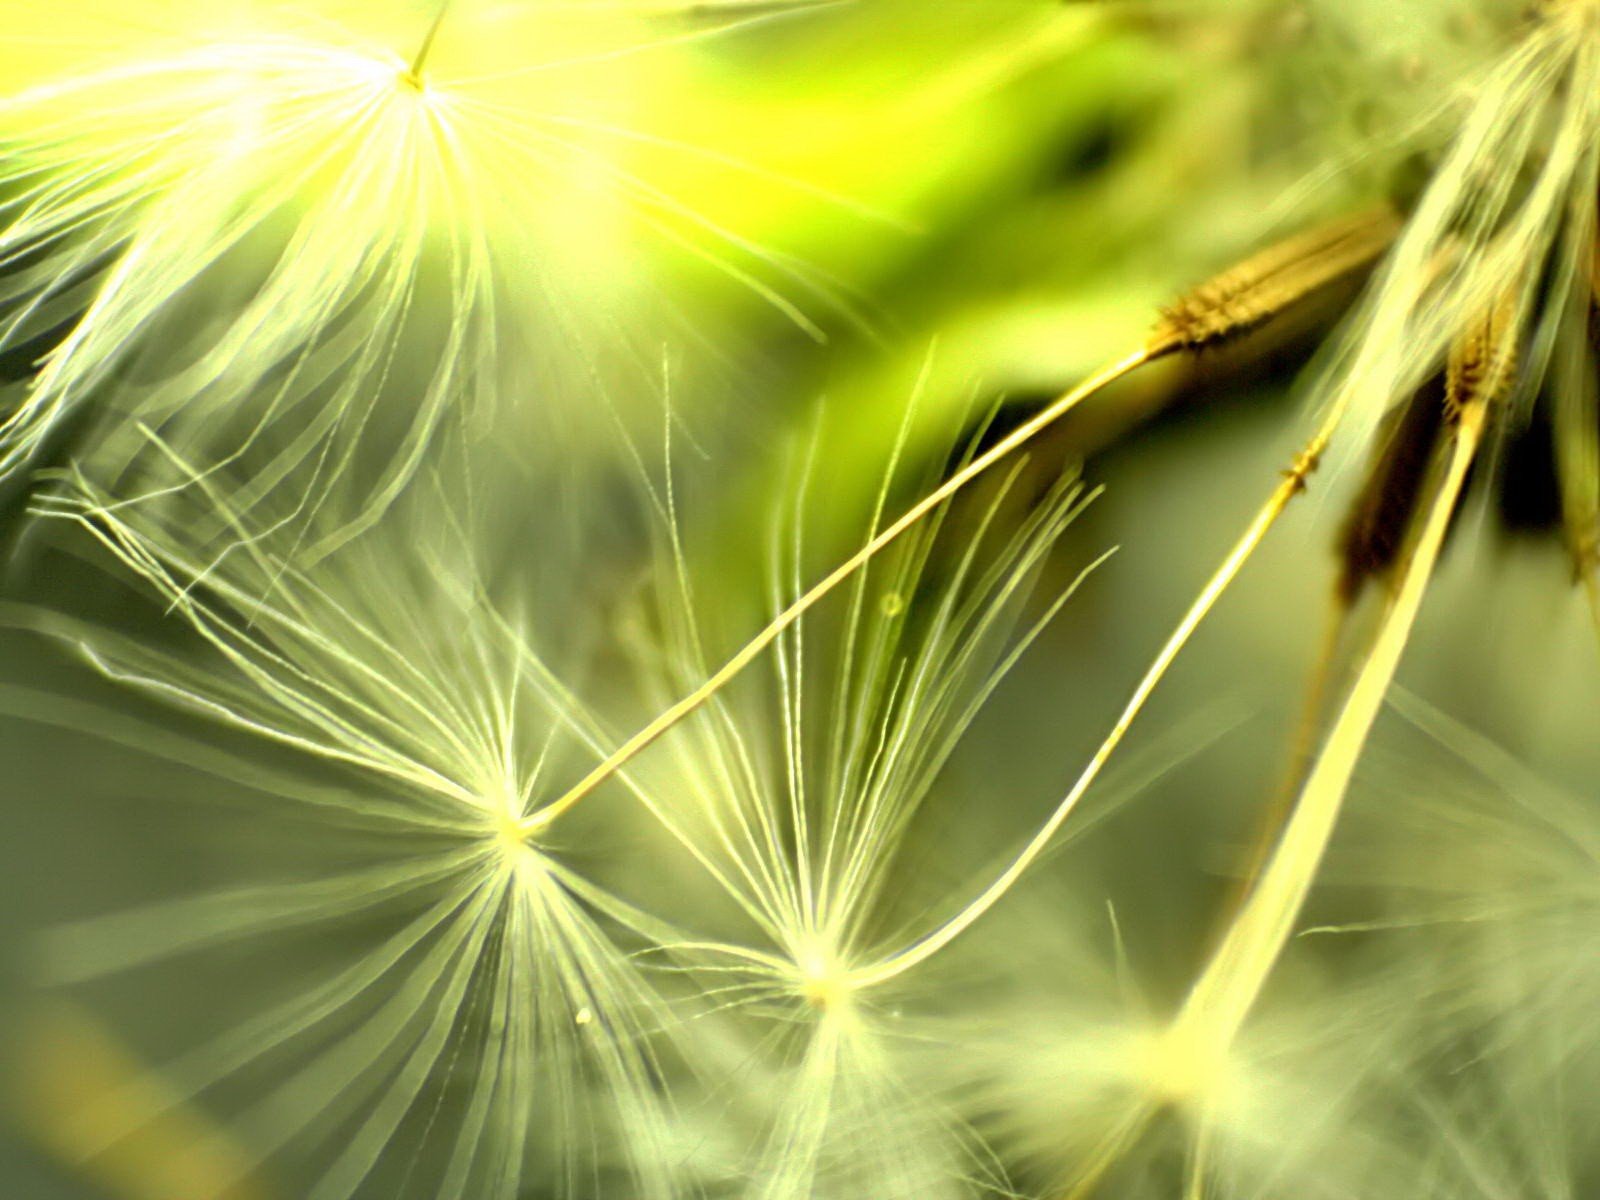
[520,348,1154,837]
[406,0,456,84]
[1174,398,1487,1058]
[848,405,1345,992]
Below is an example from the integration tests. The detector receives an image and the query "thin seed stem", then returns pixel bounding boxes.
[1184,1122,1217,1200]
[1172,398,1488,1059]
[1221,594,1350,916]
[520,349,1153,837]
[406,0,456,84]
[847,401,1348,992]
[521,207,1397,840]
[1051,396,1485,1200]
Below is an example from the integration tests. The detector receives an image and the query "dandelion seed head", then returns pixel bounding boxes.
[596,410,1105,1197]
[1,0,875,545]
[12,480,703,1199]
[491,806,537,867]
[790,934,858,1018]
[1137,1023,1236,1110]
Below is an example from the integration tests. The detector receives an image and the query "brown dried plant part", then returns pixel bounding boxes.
[1005,210,1399,484]
[1338,379,1455,606]
[1444,282,1522,422]
[516,206,1404,836]
[1149,207,1405,357]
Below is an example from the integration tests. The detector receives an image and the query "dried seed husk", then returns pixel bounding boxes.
[1445,282,1522,421]
[1149,206,1403,356]
[1336,377,1450,603]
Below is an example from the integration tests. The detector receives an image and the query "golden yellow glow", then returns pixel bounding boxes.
[794,937,857,1016]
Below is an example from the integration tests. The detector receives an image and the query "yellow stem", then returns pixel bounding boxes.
[1220,593,1350,921]
[847,401,1343,991]
[1185,1118,1217,1200]
[520,348,1153,837]
[1173,399,1487,1059]
[405,0,455,85]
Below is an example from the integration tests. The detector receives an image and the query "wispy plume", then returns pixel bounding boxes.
[0,0,869,554]
[608,410,1108,1195]
[14,476,696,1199]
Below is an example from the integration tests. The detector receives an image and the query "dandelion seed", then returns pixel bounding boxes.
[997,291,1509,1197]
[532,190,1406,824]
[631,4,1600,1184]
[616,413,1107,1195]
[842,0,1600,1066]
[10,478,698,1200]
[10,6,1600,1195]
[0,0,866,553]
[1,27,497,545]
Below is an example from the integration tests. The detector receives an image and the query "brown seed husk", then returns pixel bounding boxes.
[1150,207,1403,356]
[1445,284,1522,421]
[1336,376,1450,603]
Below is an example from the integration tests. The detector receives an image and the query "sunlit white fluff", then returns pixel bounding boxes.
[1301,2,1600,462]
[17,477,693,1200]
[621,421,1105,1196]
[0,1,863,555]
[1,36,496,548]
[1324,691,1600,1089]
[952,872,1423,1200]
